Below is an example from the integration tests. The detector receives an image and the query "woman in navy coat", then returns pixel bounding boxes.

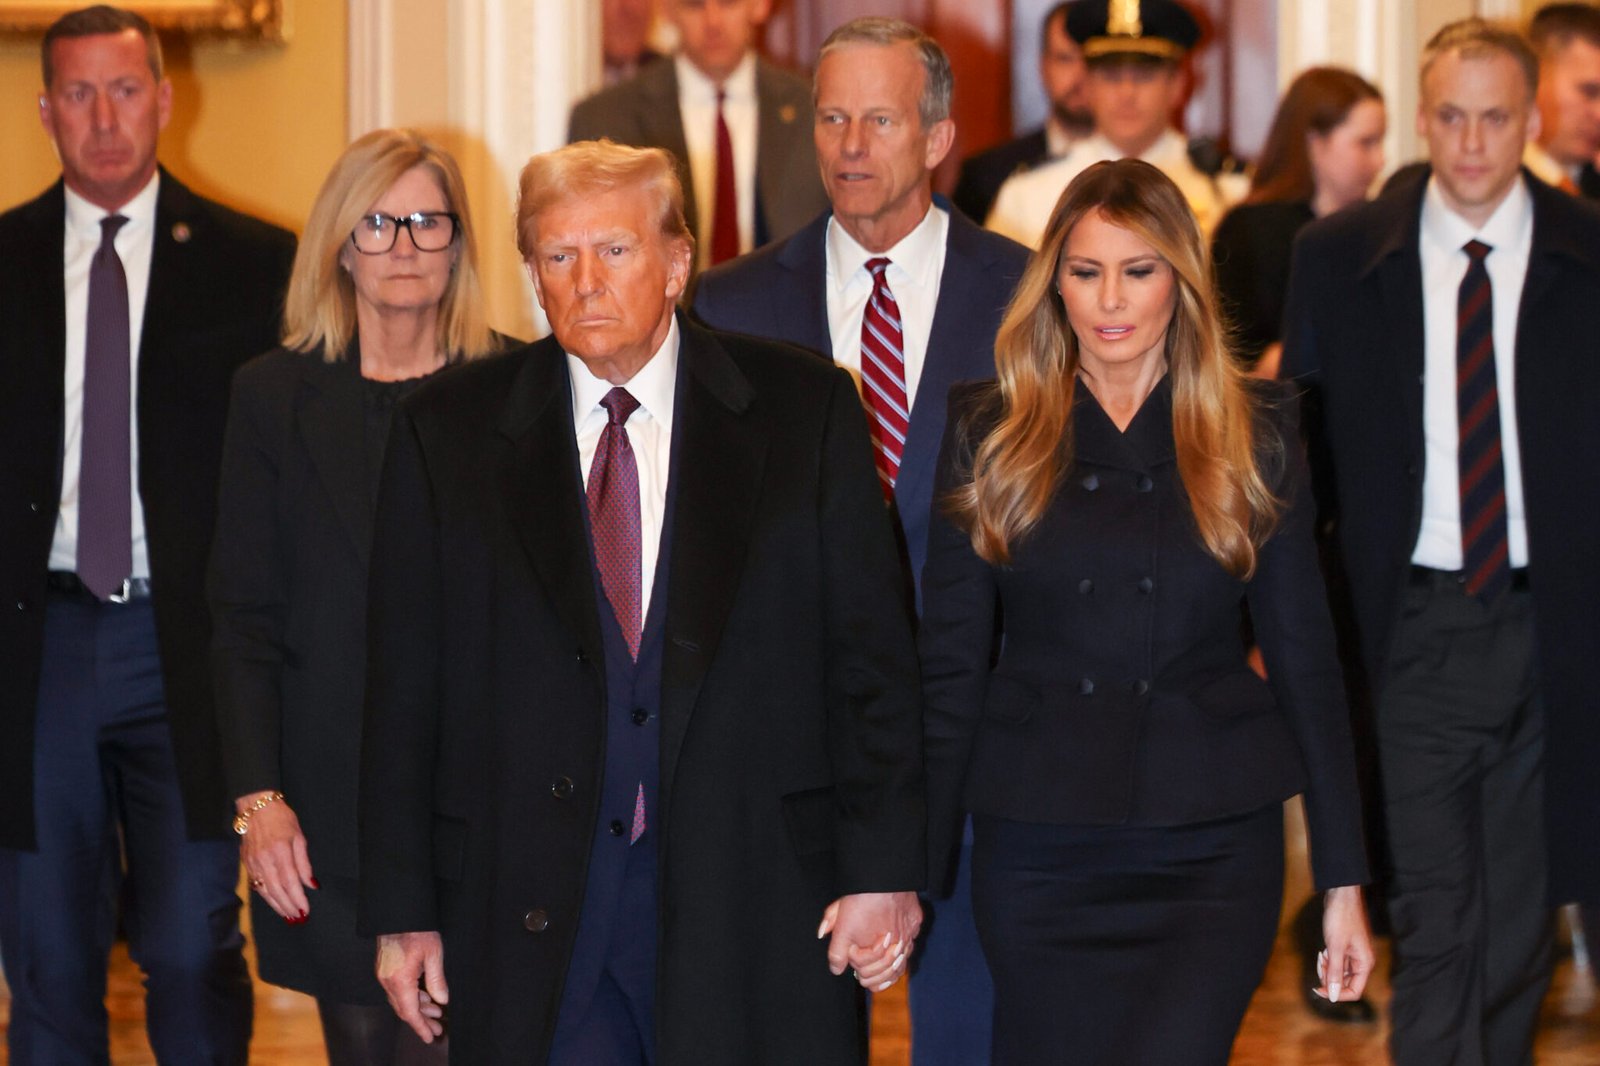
[918,159,1374,1064]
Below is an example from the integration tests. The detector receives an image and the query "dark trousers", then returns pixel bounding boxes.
[909,832,993,1066]
[316,1000,449,1066]
[1379,571,1551,1066]
[0,596,251,1065]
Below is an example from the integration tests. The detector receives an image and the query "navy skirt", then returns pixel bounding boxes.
[971,804,1284,1066]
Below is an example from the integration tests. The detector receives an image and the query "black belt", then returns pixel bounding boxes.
[1408,565,1529,592]
[46,571,153,604]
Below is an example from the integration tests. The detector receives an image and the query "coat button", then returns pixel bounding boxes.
[1132,679,1150,696]
[28,502,41,513]
[1081,474,1100,491]
[610,819,626,837]
[1137,577,1154,594]
[1135,475,1154,493]
[1078,578,1093,595]
[575,648,588,665]
[15,601,25,611]
[632,708,649,726]
[1079,678,1094,696]
[551,776,574,799]
[523,909,550,933]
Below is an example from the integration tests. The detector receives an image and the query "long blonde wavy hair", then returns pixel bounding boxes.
[949,159,1281,576]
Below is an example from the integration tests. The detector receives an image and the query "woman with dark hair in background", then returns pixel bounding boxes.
[919,159,1374,1065]
[208,128,503,1064]
[1213,67,1386,377]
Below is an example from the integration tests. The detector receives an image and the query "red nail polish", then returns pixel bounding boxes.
[310,877,321,890]
[284,915,295,925]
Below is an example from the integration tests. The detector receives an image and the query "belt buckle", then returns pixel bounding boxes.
[108,578,134,605]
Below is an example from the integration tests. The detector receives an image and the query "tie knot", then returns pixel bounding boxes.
[601,387,640,426]
[1463,238,1492,262]
[99,214,128,245]
[866,256,892,281]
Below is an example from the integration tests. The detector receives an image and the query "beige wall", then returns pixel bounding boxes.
[0,3,347,232]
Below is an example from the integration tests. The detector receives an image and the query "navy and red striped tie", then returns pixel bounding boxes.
[1456,239,1511,601]
[860,257,909,501]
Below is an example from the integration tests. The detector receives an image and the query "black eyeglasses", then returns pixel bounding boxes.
[349,212,460,254]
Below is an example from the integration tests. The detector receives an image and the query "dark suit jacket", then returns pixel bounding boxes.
[1281,167,1600,903]
[358,317,925,1064]
[691,203,1030,599]
[208,346,393,879]
[951,128,1051,224]
[1210,199,1315,367]
[0,171,295,850]
[568,56,827,252]
[919,378,1370,893]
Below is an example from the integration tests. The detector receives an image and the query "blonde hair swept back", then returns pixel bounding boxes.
[283,128,495,363]
[948,159,1282,576]
[515,139,693,260]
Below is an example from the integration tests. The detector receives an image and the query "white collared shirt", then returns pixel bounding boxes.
[824,204,950,413]
[1412,175,1532,570]
[677,51,758,270]
[568,316,679,622]
[49,171,160,579]
[985,128,1244,248]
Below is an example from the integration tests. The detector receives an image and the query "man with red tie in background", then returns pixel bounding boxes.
[1282,19,1600,1064]
[569,0,827,272]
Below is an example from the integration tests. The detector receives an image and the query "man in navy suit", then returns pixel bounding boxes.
[1283,18,1600,1064]
[693,18,1029,1065]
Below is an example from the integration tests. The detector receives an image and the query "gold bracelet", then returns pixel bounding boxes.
[232,791,285,836]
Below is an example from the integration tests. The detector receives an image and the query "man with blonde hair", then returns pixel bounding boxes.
[1284,17,1600,1064]
[359,138,926,1065]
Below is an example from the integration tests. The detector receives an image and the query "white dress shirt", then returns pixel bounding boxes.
[1412,175,1532,571]
[985,128,1245,248]
[49,172,160,579]
[825,204,950,413]
[569,316,679,623]
[677,52,758,270]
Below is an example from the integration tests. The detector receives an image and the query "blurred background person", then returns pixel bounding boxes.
[208,128,500,1066]
[570,0,827,271]
[953,1,1092,224]
[1212,67,1386,378]
[603,0,661,86]
[921,158,1373,1065]
[1527,2,1600,196]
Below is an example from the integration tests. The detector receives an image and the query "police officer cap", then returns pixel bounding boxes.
[1066,0,1201,62]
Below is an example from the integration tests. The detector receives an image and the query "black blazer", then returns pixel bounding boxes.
[919,378,1369,893]
[357,317,925,1064]
[951,128,1051,224]
[1281,167,1600,903]
[0,172,295,849]
[691,202,1029,597]
[1210,199,1315,366]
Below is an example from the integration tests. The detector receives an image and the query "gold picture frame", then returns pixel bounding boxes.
[0,1,285,42]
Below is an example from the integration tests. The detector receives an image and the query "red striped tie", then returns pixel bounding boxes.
[1456,239,1510,601]
[860,257,909,500]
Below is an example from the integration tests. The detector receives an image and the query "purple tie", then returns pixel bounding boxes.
[78,215,132,600]
[587,387,643,658]
[1457,239,1510,602]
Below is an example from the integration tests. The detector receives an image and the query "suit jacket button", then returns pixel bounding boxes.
[1078,578,1093,594]
[1136,475,1154,493]
[632,708,649,726]
[28,501,41,513]
[523,909,550,933]
[1081,474,1100,491]
[1132,679,1150,696]
[551,776,574,799]
[1079,678,1094,696]
[1137,577,1154,594]
[610,819,626,837]
[575,649,588,665]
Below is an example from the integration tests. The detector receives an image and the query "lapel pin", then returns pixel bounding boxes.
[171,221,191,243]
[779,104,797,124]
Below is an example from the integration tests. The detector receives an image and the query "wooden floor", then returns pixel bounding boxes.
[3,801,1597,1064]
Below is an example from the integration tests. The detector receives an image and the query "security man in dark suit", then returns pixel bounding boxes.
[1282,19,1600,1064]
[0,6,295,1064]
[693,18,1029,1066]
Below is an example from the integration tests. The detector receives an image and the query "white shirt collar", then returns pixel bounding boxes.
[1421,171,1533,258]
[825,201,947,291]
[64,169,159,237]
[567,314,680,434]
[675,49,756,104]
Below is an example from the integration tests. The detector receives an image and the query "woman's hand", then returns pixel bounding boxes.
[1317,884,1375,1004]
[237,792,317,922]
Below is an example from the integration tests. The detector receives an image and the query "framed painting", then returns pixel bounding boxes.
[0,1,285,42]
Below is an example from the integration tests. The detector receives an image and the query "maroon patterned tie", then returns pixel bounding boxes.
[1456,239,1510,601]
[78,215,132,600]
[860,257,909,501]
[588,387,642,658]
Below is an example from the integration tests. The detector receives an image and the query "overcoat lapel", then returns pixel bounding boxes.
[18,185,68,497]
[298,354,373,564]
[497,341,605,664]
[659,320,765,807]
[1361,183,1428,466]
